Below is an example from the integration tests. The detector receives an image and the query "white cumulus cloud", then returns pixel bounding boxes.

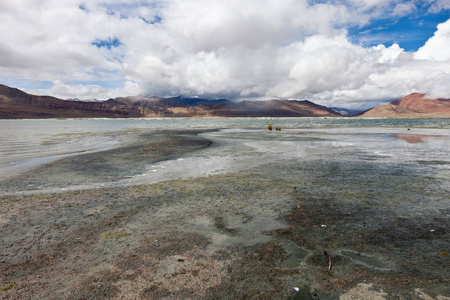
[415,18,450,61]
[0,0,450,109]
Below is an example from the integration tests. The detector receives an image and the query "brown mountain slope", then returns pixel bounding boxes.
[360,93,450,118]
[109,96,341,117]
[203,100,341,117]
[0,85,163,118]
[0,84,341,119]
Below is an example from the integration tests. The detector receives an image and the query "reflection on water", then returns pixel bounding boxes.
[0,118,449,181]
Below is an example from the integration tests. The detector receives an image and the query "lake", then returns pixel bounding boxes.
[1,117,449,181]
[0,117,449,298]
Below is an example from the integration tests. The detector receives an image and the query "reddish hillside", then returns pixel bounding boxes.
[360,93,450,118]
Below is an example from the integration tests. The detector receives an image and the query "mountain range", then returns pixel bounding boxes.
[358,93,450,118]
[0,84,340,118]
[0,84,449,119]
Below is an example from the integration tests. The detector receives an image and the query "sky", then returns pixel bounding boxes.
[1,0,450,109]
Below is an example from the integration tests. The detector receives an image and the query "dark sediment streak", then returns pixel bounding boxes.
[0,130,213,194]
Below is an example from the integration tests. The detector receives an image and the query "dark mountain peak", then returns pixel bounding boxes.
[167,96,231,106]
[330,107,365,116]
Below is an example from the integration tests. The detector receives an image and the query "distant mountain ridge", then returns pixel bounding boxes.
[1,84,449,119]
[0,84,151,119]
[105,96,231,109]
[0,84,341,118]
[359,93,450,118]
[330,107,364,116]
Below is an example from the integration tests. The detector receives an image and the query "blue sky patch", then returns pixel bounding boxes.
[349,6,450,51]
[78,4,88,12]
[92,37,122,49]
[69,80,126,89]
[142,15,162,24]
[0,77,53,90]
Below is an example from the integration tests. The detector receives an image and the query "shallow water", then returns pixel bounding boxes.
[0,118,449,299]
[1,118,449,180]
[341,250,389,270]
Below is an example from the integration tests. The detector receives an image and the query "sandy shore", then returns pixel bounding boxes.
[1,129,449,299]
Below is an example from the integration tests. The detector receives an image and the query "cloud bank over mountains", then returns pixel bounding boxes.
[1,0,450,108]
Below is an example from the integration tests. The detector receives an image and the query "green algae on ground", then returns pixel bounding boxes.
[0,284,14,291]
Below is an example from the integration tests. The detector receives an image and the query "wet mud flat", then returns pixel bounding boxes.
[0,129,449,299]
[0,130,213,194]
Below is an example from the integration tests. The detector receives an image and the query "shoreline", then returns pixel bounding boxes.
[0,130,217,195]
[1,127,449,299]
